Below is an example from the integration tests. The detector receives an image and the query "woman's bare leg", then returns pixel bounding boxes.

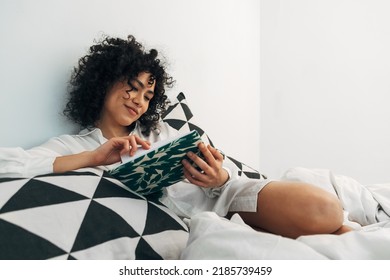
[332,225,353,235]
[232,181,350,239]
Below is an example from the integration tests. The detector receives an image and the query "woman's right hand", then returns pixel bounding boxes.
[54,135,150,173]
[91,135,151,166]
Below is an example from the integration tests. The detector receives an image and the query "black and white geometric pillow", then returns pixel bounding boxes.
[0,171,188,260]
[162,92,214,146]
[162,92,267,180]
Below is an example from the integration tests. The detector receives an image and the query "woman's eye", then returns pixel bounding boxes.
[127,84,138,92]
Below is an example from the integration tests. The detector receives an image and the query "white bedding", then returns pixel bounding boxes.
[181,167,390,259]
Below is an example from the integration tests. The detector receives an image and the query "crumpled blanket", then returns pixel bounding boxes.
[180,167,390,260]
[281,167,390,226]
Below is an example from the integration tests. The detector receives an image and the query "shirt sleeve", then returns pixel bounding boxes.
[0,137,72,178]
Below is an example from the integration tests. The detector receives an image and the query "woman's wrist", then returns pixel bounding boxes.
[217,168,230,188]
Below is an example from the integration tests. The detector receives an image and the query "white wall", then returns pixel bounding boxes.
[0,0,260,169]
[261,0,390,184]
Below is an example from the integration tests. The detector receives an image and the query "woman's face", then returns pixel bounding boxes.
[98,72,155,135]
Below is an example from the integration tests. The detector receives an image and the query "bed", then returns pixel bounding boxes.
[182,167,390,259]
[1,92,389,260]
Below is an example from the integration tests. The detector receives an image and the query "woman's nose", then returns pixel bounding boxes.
[131,92,143,106]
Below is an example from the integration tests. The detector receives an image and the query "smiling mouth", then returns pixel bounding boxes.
[125,105,138,116]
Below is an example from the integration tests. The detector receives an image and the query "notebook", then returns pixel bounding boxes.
[109,130,202,195]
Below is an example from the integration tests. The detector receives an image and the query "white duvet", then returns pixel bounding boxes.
[180,167,390,260]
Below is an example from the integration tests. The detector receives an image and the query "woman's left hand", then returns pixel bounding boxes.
[182,143,229,188]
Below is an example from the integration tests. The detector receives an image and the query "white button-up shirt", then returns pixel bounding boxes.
[0,121,266,217]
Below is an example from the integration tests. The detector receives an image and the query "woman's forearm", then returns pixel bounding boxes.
[53,151,96,173]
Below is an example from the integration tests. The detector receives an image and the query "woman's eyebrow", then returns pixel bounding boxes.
[134,79,154,94]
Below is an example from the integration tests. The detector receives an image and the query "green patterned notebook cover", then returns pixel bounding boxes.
[109,130,202,195]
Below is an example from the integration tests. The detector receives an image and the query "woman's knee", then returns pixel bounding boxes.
[303,190,344,233]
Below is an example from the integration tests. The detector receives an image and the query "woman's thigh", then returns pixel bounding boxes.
[232,181,344,238]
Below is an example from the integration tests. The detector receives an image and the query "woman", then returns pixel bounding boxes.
[0,35,351,239]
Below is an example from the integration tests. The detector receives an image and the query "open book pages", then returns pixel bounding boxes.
[109,130,202,195]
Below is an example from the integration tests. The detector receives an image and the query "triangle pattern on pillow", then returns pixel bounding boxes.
[0,172,188,260]
[0,178,89,213]
[162,92,211,145]
[0,219,67,260]
[163,92,267,180]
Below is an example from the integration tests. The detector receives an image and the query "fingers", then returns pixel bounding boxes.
[129,137,138,156]
[183,166,207,187]
[125,135,151,156]
[207,145,224,161]
[133,135,151,149]
[118,139,131,156]
[105,135,150,157]
[191,143,223,169]
[182,143,226,188]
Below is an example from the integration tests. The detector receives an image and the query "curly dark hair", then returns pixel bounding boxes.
[63,35,174,135]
